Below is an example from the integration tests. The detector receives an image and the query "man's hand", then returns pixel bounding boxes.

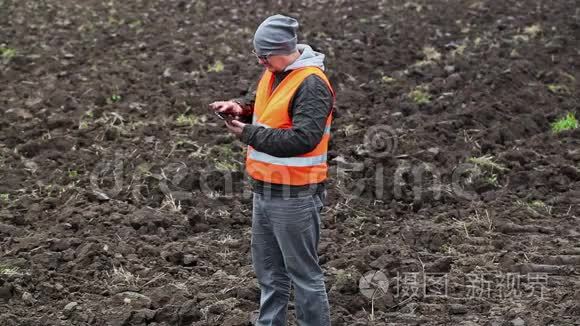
[225,119,246,138]
[209,100,243,116]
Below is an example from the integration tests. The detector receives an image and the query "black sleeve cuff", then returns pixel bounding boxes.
[241,124,259,145]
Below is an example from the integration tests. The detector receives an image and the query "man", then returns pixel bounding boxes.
[210,14,334,326]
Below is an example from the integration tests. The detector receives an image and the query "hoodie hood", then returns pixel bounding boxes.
[284,44,326,72]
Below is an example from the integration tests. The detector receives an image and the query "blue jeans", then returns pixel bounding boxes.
[251,190,331,326]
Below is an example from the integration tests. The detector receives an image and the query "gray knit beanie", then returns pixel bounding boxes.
[253,14,299,56]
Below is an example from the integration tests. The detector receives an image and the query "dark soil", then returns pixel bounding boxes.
[1,0,580,325]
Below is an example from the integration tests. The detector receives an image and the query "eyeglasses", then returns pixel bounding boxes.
[252,49,270,62]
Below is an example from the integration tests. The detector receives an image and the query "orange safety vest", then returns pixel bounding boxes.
[245,67,335,186]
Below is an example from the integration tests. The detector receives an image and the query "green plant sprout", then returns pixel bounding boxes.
[0,264,20,276]
[68,170,79,178]
[176,114,203,126]
[207,60,224,73]
[486,174,498,187]
[0,45,16,61]
[547,84,571,95]
[551,112,578,134]
[381,75,395,83]
[408,88,431,105]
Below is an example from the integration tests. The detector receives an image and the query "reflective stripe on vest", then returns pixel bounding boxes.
[249,150,327,167]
